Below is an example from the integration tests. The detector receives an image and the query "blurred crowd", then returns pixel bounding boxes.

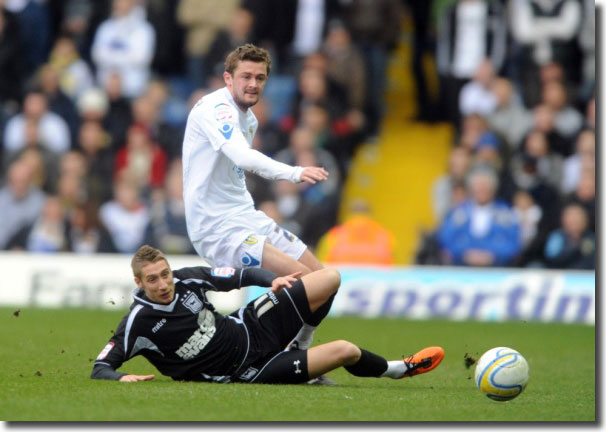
[0,0,595,271]
[415,0,595,270]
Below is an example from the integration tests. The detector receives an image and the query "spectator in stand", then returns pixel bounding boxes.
[56,150,87,214]
[561,129,594,196]
[487,77,532,151]
[114,124,168,194]
[321,19,366,115]
[435,0,506,127]
[540,79,584,142]
[317,199,396,265]
[565,172,595,234]
[0,160,46,249]
[511,189,543,262]
[205,7,255,81]
[66,200,117,254]
[511,130,563,193]
[3,89,71,155]
[2,117,61,193]
[509,130,562,230]
[436,166,521,267]
[57,0,95,56]
[99,173,150,254]
[37,63,80,145]
[6,195,69,252]
[458,59,498,118]
[0,3,25,114]
[76,86,109,125]
[342,0,403,136]
[543,203,594,269]
[144,159,195,255]
[103,72,132,148]
[77,120,114,203]
[508,0,582,107]
[90,0,156,99]
[176,0,240,89]
[48,35,94,103]
[432,146,471,221]
[530,103,571,157]
[4,0,51,77]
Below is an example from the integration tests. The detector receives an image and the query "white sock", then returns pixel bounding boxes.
[289,324,316,350]
[381,360,409,379]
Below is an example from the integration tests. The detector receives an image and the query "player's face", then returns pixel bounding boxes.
[136,260,175,304]
[224,60,268,111]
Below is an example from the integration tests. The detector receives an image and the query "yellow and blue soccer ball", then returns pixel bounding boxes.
[474,347,529,401]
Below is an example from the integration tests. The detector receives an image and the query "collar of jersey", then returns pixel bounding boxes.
[132,288,180,312]
[222,87,247,114]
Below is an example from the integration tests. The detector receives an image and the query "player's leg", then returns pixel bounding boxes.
[297,248,324,272]
[283,268,340,352]
[306,342,445,380]
[261,242,314,275]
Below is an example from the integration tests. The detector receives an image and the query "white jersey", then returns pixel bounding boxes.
[182,87,259,243]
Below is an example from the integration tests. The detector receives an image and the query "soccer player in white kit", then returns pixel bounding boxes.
[182,43,328,274]
[182,44,330,364]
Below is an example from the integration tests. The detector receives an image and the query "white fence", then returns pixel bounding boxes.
[0,253,595,324]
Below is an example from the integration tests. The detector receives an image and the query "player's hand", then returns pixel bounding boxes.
[119,374,155,382]
[300,167,328,184]
[271,271,302,293]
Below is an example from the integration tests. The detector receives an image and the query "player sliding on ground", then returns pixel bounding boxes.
[91,245,444,384]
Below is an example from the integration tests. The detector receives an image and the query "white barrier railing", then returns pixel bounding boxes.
[0,253,594,324]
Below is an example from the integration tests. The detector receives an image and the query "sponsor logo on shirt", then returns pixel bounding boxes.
[243,234,258,245]
[175,308,217,360]
[211,267,236,278]
[96,342,114,360]
[241,252,260,267]
[152,318,167,333]
[215,103,234,139]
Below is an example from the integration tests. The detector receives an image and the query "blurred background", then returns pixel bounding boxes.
[0,0,595,272]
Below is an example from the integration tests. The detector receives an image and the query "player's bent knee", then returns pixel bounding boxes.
[335,340,361,364]
[323,268,341,293]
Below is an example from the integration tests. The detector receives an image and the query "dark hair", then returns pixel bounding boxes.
[131,245,168,279]
[224,44,271,76]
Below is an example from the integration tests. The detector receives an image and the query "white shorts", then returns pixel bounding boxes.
[191,210,307,268]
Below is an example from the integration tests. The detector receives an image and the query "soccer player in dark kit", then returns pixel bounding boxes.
[91,245,444,384]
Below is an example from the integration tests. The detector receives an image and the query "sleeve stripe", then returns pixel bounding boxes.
[124,304,144,355]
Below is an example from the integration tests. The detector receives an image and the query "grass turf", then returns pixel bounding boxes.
[0,307,595,421]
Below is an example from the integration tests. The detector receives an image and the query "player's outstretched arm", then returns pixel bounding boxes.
[119,374,156,382]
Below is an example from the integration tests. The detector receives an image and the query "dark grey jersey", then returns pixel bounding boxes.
[92,266,276,381]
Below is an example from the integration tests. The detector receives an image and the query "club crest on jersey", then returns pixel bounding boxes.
[243,234,258,245]
[211,267,236,278]
[182,292,203,314]
[96,342,114,360]
[215,103,234,139]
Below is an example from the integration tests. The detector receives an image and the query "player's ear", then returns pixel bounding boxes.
[223,71,232,87]
[134,277,143,289]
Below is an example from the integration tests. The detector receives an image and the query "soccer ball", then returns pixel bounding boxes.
[474,347,529,401]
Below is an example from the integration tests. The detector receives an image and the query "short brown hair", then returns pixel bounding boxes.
[131,245,168,278]
[224,44,271,76]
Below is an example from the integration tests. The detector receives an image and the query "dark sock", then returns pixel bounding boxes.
[307,293,336,327]
[344,349,388,377]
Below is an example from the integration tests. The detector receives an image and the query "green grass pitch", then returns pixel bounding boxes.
[0,307,595,421]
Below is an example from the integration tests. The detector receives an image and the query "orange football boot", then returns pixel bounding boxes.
[401,346,444,378]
